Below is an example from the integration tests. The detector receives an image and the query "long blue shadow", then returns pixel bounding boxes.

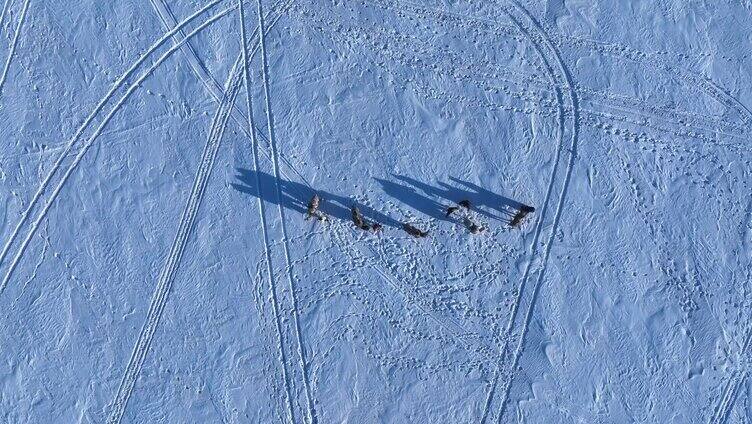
[232,168,401,229]
[376,174,530,223]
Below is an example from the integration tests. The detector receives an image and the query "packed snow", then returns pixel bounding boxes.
[1,0,751,422]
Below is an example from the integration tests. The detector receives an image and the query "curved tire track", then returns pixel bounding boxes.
[104,4,292,422]
[0,0,229,295]
[478,1,579,422]
[105,53,245,424]
[711,370,747,424]
[148,0,307,188]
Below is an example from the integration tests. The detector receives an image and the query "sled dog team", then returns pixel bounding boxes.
[305,193,534,238]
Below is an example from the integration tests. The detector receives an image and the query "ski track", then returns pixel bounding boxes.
[479,371,499,423]
[255,167,504,365]
[148,0,228,113]
[494,0,581,416]
[238,0,502,414]
[106,54,244,424]
[279,2,547,366]
[238,0,296,421]
[148,0,221,95]
[129,1,315,422]
[713,371,748,424]
[0,0,227,295]
[0,2,305,298]
[0,0,30,94]
[235,0,586,382]
[254,0,317,421]
[474,3,564,420]
[0,5,287,421]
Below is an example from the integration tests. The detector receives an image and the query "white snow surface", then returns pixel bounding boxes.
[1,0,751,422]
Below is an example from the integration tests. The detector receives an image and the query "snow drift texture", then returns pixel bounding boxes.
[0,0,751,422]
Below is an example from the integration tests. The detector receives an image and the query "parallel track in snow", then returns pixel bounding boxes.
[253,0,317,421]
[104,3,292,422]
[710,327,752,423]
[106,54,244,424]
[0,0,229,295]
[480,0,579,421]
[147,0,307,188]
[238,0,297,421]
[0,0,30,94]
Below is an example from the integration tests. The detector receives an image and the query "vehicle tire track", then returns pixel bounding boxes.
[238,0,296,421]
[357,0,748,138]
[478,0,579,422]
[147,0,306,189]
[712,370,748,424]
[0,0,228,295]
[106,54,244,424]
[240,0,515,371]
[32,2,286,420]
[149,0,222,94]
[550,33,752,130]
[710,329,752,424]
[0,0,30,95]
[0,1,312,299]
[246,0,572,411]
[254,0,317,421]
[0,0,11,34]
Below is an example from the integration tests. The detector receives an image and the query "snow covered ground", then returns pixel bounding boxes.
[0,0,751,422]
